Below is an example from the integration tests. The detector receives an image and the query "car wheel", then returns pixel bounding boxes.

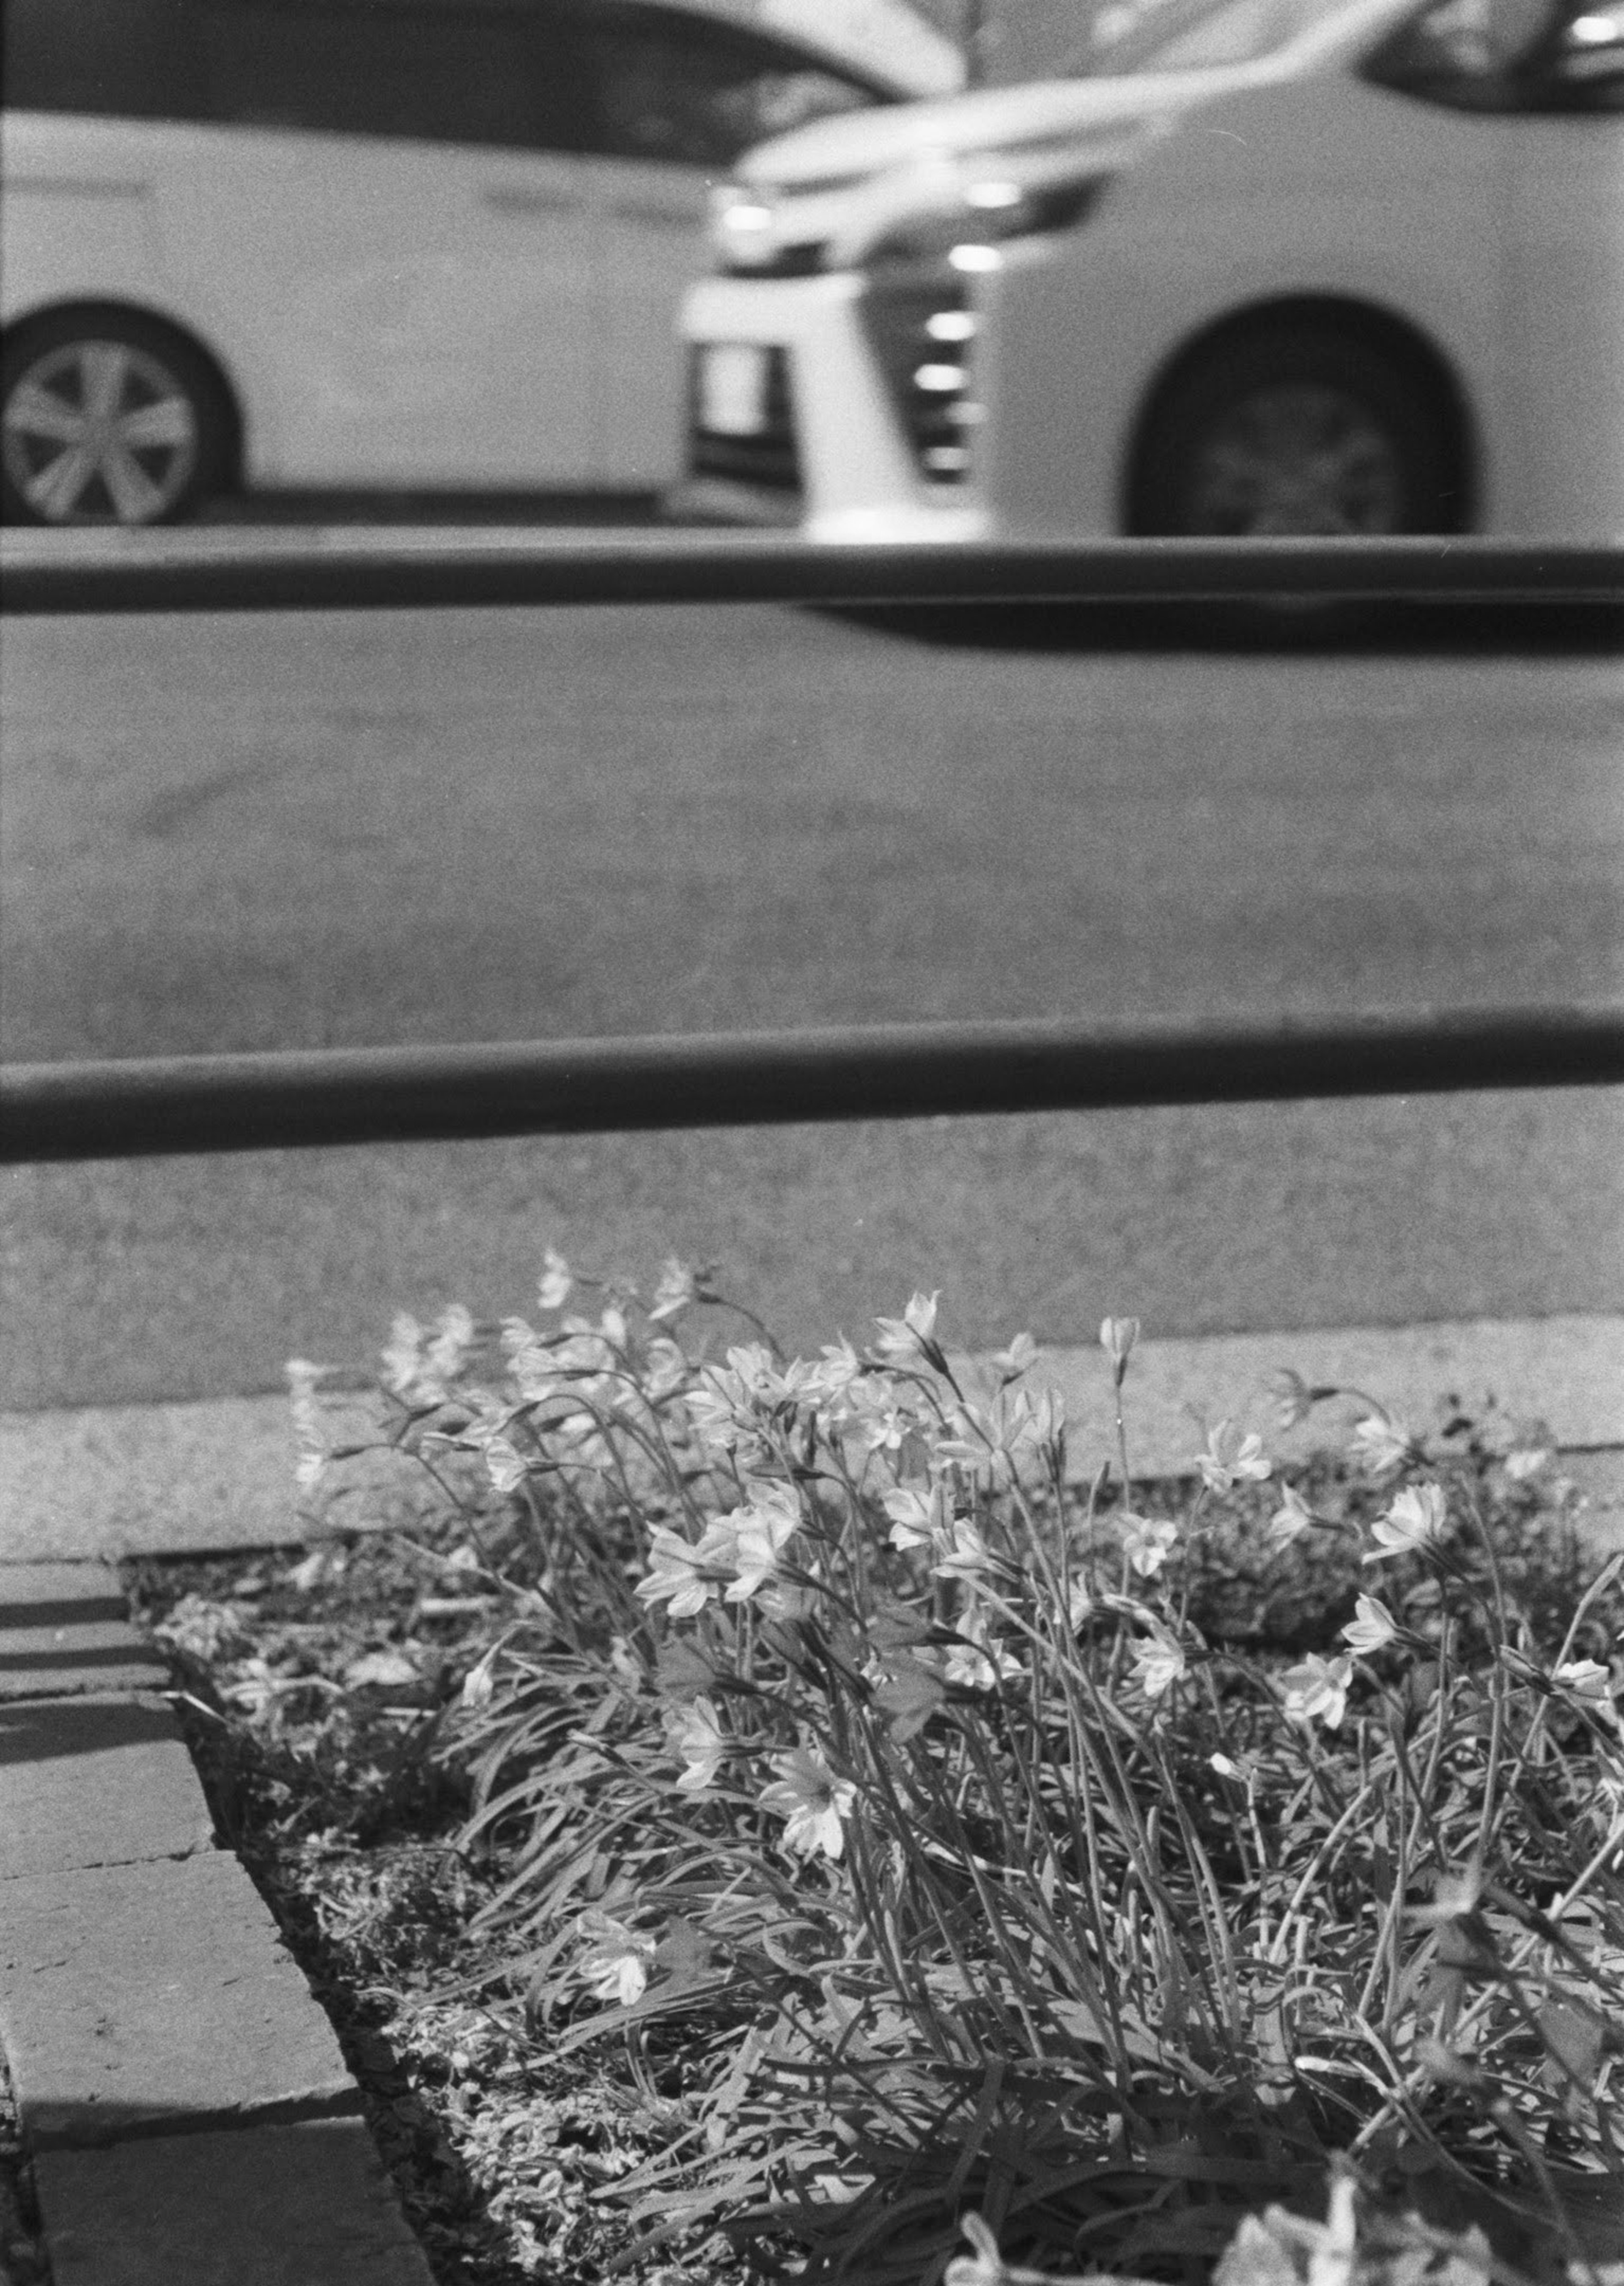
[1132,325,1460,538]
[1,314,231,526]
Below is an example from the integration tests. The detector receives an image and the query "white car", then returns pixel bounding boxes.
[679,0,1624,543]
[0,0,962,524]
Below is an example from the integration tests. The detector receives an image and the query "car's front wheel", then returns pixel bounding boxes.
[1,313,231,526]
[1131,323,1462,538]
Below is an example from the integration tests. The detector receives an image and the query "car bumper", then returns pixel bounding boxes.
[680,273,989,546]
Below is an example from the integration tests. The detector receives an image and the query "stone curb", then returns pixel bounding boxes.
[0,1562,433,2285]
[3,1313,1620,1560]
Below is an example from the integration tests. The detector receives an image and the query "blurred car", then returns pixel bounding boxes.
[0,0,963,524]
[678,0,1624,542]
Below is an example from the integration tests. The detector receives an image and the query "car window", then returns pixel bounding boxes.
[3,0,203,120]
[1074,0,1347,74]
[580,2,885,167]
[1363,0,1624,106]
[192,0,594,151]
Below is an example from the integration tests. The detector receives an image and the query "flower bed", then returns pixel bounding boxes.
[131,1262,1624,2286]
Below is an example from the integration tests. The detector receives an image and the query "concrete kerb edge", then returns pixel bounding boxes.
[2,1312,1621,1562]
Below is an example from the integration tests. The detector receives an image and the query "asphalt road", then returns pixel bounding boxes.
[3,596,1621,1409]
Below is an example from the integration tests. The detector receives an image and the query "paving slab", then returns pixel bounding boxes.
[33,2118,435,2286]
[0,1850,357,2148]
[0,1563,167,1700]
[0,1694,214,1881]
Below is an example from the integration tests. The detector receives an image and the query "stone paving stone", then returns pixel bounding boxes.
[35,2118,436,2286]
[0,1562,166,1701]
[0,1694,214,1881]
[0,1851,357,2147]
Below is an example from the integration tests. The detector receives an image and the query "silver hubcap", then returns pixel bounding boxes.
[3,338,201,524]
[1186,383,1405,537]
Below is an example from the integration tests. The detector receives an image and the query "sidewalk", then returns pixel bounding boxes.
[3,1312,1621,2284]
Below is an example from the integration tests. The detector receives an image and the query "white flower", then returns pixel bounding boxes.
[1068,1576,1096,1628]
[1350,1410,1413,1477]
[481,1434,527,1495]
[575,1913,654,2006]
[942,1611,1022,1691]
[990,1331,1038,1382]
[1267,1482,1315,1547]
[1342,1593,1399,1654]
[1120,1514,1180,1579]
[381,1313,445,1406]
[760,1746,856,1859]
[873,1290,943,1366]
[930,1518,997,1586]
[1099,1315,1140,1379]
[1281,1653,1354,1729]
[460,1650,497,1710]
[1503,1446,1553,1482]
[1130,1629,1188,1700]
[1210,1752,1244,1780]
[1196,1419,1272,1493]
[722,1484,800,1603]
[1555,1659,1615,1710]
[649,1257,698,1321]
[1365,1480,1448,1562]
[635,1525,721,1617]
[424,1303,475,1383]
[294,1446,326,1496]
[881,1484,937,1550]
[537,1249,573,1311]
[1267,1368,1316,1431]
[667,1695,727,1792]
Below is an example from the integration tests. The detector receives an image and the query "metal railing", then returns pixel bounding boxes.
[3,530,1621,615]
[3,530,1618,1166]
[4,1009,1621,1163]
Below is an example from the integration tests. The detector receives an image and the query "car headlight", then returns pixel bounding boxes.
[708,181,780,268]
[863,169,1111,273]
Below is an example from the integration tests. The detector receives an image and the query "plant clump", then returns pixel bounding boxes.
[137,1260,1624,2286]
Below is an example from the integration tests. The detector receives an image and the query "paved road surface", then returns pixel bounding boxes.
[3,598,1620,1408]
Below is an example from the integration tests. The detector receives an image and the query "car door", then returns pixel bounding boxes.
[1497,1,1624,534]
[576,1,884,486]
[156,0,606,488]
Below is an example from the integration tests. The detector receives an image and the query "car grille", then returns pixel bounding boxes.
[687,345,800,492]
[858,274,977,485]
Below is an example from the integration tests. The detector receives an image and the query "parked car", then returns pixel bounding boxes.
[677,0,1624,542]
[0,0,963,524]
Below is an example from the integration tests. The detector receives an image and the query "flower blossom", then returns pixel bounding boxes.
[1503,1446,1553,1483]
[1350,1410,1413,1477]
[1121,1515,1180,1579]
[1342,1593,1399,1654]
[1364,1481,1448,1563]
[1281,1653,1354,1729]
[873,1291,945,1369]
[942,1611,1022,1691]
[930,1518,998,1587]
[536,1249,573,1311]
[666,1695,728,1792]
[575,1913,655,2006]
[1130,1629,1188,1700]
[286,1358,329,1494]
[381,1313,445,1408]
[1267,1368,1316,1431]
[423,1304,476,1385]
[721,1483,801,1603]
[636,1524,723,1617]
[1267,1483,1315,1547]
[1195,1419,1272,1493]
[649,1257,699,1320]
[1099,1316,1140,1381]
[1555,1659,1616,1713]
[760,1746,856,1859]
[881,1483,938,1550]
[990,1331,1039,1383]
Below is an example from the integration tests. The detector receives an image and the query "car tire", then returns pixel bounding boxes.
[1131,323,1462,539]
[1,312,233,526]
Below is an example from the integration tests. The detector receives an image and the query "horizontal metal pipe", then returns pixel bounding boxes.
[2,532,1620,615]
[3,1008,1619,1163]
